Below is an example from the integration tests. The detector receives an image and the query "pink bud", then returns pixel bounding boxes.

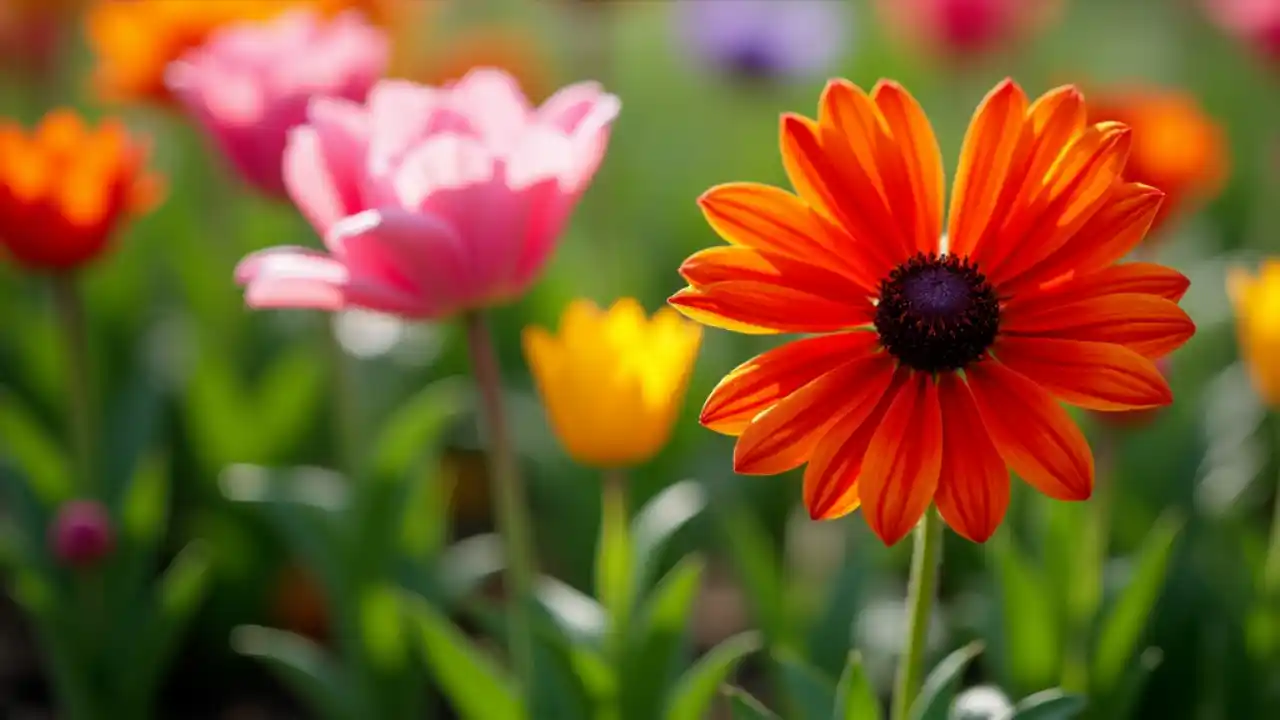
[49,500,115,568]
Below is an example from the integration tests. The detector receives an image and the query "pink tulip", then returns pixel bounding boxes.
[234,68,620,319]
[167,9,389,197]
[1203,0,1280,62]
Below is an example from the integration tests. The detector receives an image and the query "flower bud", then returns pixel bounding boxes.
[49,499,115,568]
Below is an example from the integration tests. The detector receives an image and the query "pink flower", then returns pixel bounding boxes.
[874,0,1061,58]
[167,9,389,197]
[234,68,620,319]
[1202,0,1280,63]
[49,499,115,569]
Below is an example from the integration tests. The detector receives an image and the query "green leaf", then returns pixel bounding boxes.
[370,377,465,481]
[1090,513,1183,695]
[256,346,328,461]
[231,625,357,720]
[725,687,781,719]
[1008,689,1087,719]
[359,583,410,671]
[120,453,169,547]
[401,592,523,720]
[535,577,607,648]
[990,536,1060,693]
[834,651,881,720]
[101,369,165,504]
[663,631,761,720]
[620,555,706,720]
[777,651,837,720]
[716,504,788,644]
[909,642,984,720]
[596,473,634,638]
[0,390,71,504]
[631,479,707,592]
[127,541,215,699]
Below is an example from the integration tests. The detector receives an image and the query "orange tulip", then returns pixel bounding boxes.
[0,110,161,272]
[1090,87,1228,234]
[85,0,397,104]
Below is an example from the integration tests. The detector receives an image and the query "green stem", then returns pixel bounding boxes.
[52,273,95,493]
[462,310,536,710]
[325,317,360,479]
[1264,416,1280,594]
[891,508,944,720]
[599,467,628,720]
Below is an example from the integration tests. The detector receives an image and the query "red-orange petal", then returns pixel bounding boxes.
[948,79,1029,259]
[802,368,909,521]
[1005,183,1165,292]
[781,111,915,265]
[983,122,1133,287]
[701,331,880,436]
[965,360,1094,501]
[993,336,1172,411]
[679,246,870,304]
[669,281,875,335]
[857,371,944,546]
[733,353,896,475]
[935,373,1010,543]
[873,80,945,256]
[697,182,883,291]
[1001,291,1195,359]
[1025,262,1190,303]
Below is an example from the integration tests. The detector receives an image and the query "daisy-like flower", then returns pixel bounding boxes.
[670,78,1195,545]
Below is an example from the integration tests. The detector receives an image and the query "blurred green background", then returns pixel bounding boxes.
[2,0,1280,718]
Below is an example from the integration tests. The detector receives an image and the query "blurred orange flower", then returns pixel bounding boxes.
[0,110,161,272]
[1091,88,1229,234]
[270,564,329,641]
[85,0,397,104]
[409,25,555,103]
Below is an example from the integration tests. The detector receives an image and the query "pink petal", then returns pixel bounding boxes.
[236,247,349,310]
[448,67,532,154]
[536,81,608,132]
[284,97,371,235]
[326,208,471,317]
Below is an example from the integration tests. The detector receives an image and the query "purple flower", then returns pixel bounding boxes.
[49,499,115,568]
[673,0,851,81]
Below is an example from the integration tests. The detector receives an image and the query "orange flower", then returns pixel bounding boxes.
[670,79,1195,545]
[1090,87,1228,233]
[0,110,161,271]
[409,25,554,104]
[85,0,395,104]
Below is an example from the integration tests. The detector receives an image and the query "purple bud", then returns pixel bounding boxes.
[49,500,115,568]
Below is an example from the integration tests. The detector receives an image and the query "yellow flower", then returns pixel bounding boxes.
[1229,260,1280,406]
[523,298,703,469]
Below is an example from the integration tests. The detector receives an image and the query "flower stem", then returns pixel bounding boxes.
[325,317,360,479]
[52,273,95,493]
[1264,416,1280,595]
[891,508,944,720]
[462,310,536,706]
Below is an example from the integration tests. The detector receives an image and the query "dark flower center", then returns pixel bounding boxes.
[727,42,780,79]
[874,253,1000,372]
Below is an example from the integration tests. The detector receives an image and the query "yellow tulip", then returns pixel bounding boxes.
[1229,260,1280,406]
[523,298,702,469]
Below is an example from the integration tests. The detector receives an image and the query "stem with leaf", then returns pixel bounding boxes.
[890,508,944,720]
[461,310,536,707]
[52,273,95,493]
